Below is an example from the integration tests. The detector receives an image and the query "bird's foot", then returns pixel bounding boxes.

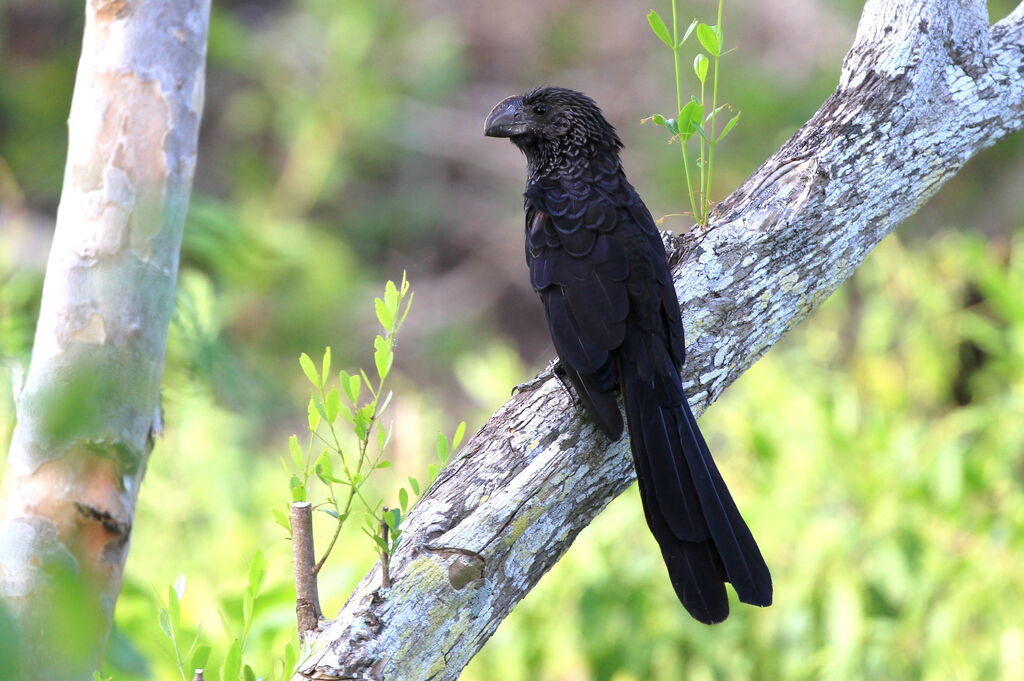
[512,359,571,397]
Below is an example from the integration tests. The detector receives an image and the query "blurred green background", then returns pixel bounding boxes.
[2,0,1024,679]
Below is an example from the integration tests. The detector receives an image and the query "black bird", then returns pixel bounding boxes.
[484,86,771,623]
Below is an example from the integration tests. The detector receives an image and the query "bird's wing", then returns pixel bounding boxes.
[525,179,631,438]
[618,187,686,368]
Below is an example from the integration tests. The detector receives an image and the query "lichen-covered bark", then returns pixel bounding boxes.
[298,1,1024,679]
[0,1,210,677]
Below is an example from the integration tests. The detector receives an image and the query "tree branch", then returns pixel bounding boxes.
[0,1,210,677]
[297,1,1024,679]
[292,502,323,638]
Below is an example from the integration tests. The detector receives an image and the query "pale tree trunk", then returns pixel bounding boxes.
[296,1,1024,679]
[0,1,210,678]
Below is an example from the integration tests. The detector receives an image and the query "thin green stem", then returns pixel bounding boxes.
[313,494,348,575]
[671,0,683,114]
[168,624,186,681]
[314,406,378,573]
[671,0,698,220]
[313,394,373,573]
[321,384,351,479]
[705,0,724,220]
[698,69,707,225]
[302,431,315,488]
[307,281,412,574]
[315,324,397,571]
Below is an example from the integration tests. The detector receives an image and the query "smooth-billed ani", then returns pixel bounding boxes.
[484,86,771,623]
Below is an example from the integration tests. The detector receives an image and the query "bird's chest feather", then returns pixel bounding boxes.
[525,180,654,283]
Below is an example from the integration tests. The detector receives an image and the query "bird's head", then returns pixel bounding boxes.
[484,87,622,168]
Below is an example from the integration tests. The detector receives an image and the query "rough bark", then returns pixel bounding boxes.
[297,1,1024,679]
[0,1,210,678]
[292,502,324,638]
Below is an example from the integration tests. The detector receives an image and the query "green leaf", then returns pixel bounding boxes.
[284,641,298,676]
[321,347,332,386]
[452,421,466,451]
[374,534,390,554]
[652,113,666,126]
[288,434,303,469]
[705,103,729,121]
[363,527,389,554]
[242,591,253,631]
[168,585,181,629]
[717,112,741,141]
[341,371,361,403]
[664,118,679,135]
[299,353,319,388]
[157,608,172,639]
[173,573,187,602]
[243,665,256,681]
[307,396,321,431]
[190,645,212,673]
[384,508,401,530]
[374,297,393,330]
[696,23,720,56]
[646,10,673,47]
[315,450,335,484]
[677,100,704,141]
[325,388,340,423]
[312,396,327,422]
[353,404,374,440]
[222,639,242,681]
[374,335,393,380]
[319,507,340,519]
[680,18,698,45]
[408,476,420,496]
[273,508,291,532]
[693,53,708,82]
[340,404,354,426]
[384,280,400,325]
[399,294,414,328]
[436,432,449,460]
[375,460,392,469]
[248,550,267,596]
[399,487,409,513]
[376,423,391,451]
[290,474,306,501]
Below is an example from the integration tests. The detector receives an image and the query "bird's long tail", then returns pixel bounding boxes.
[619,364,772,623]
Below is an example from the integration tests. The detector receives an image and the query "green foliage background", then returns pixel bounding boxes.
[2,0,1024,679]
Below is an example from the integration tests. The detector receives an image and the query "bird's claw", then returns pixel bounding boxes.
[511,359,572,398]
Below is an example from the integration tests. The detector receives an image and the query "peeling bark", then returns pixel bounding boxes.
[297,1,1024,679]
[0,1,210,678]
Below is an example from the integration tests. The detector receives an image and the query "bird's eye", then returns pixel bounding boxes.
[532,104,549,116]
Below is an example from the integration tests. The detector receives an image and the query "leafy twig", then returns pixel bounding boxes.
[646,0,740,226]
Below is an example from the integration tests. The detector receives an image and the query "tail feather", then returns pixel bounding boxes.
[676,398,772,607]
[636,401,708,542]
[620,367,772,623]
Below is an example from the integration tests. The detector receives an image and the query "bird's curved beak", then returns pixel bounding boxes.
[485,96,527,137]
